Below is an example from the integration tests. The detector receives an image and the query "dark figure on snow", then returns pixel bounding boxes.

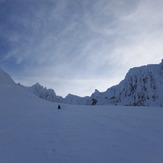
[58,105,61,109]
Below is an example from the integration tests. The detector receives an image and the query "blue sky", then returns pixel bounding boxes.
[0,0,163,97]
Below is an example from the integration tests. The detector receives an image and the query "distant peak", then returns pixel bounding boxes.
[161,59,163,65]
[159,59,163,70]
[34,82,41,86]
[95,89,99,93]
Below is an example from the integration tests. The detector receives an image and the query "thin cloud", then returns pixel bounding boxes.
[1,0,163,96]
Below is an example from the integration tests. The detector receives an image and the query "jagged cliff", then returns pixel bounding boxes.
[90,60,163,106]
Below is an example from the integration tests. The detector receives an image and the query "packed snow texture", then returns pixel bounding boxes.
[0,67,163,163]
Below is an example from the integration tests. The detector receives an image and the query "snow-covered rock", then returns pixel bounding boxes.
[0,59,162,107]
[90,59,163,106]
[29,83,63,103]
[63,93,90,105]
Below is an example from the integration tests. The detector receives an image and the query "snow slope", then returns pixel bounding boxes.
[0,67,163,163]
[0,67,15,85]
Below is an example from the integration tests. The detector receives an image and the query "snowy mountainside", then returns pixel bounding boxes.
[0,60,163,106]
[26,83,90,105]
[63,93,90,105]
[0,68,62,103]
[0,64,163,162]
[91,60,163,106]
[0,76,163,162]
[0,67,15,85]
[60,60,163,106]
[29,83,63,103]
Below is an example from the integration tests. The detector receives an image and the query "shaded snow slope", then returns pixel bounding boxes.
[0,81,163,163]
[0,67,15,85]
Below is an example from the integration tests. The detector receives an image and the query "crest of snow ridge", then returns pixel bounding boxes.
[0,67,15,85]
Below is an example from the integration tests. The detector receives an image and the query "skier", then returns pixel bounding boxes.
[58,105,61,109]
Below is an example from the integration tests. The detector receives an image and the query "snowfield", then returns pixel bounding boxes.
[0,84,163,163]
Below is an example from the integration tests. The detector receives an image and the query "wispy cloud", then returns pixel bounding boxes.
[1,0,163,96]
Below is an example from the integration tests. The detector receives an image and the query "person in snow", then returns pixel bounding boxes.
[58,105,61,109]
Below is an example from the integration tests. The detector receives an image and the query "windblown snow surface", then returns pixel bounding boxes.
[0,83,163,163]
